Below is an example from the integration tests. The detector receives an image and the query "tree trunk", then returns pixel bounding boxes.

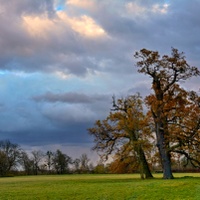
[156,122,174,179]
[130,130,153,179]
[137,146,154,179]
[152,80,174,179]
[130,131,153,179]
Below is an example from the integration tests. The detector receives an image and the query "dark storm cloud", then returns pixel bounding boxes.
[32,92,111,127]
[93,0,200,62]
[0,0,55,16]
[32,92,109,104]
[0,124,92,146]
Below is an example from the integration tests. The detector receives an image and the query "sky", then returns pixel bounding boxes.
[0,0,200,162]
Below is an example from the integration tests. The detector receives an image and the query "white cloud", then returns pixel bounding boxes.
[125,2,170,17]
[152,3,169,14]
[22,15,57,38]
[23,10,107,39]
[126,2,147,16]
[66,0,95,10]
[55,71,71,79]
[58,12,107,38]
[69,15,106,37]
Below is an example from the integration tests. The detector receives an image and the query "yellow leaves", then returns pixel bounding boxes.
[88,94,154,162]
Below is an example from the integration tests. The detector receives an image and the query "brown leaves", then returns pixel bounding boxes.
[134,47,200,170]
[134,48,200,93]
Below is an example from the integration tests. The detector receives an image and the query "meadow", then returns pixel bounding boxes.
[0,173,199,200]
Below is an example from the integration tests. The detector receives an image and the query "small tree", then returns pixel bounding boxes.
[20,151,34,175]
[46,151,54,173]
[72,158,81,173]
[31,150,44,175]
[94,161,107,174]
[79,154,90,173]
[53,149,72,174]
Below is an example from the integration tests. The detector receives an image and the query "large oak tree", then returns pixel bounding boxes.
[134,48,200,179]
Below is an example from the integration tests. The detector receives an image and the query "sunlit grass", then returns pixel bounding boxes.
[0,173,199,199]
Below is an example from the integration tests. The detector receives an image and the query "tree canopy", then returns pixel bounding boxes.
[88,94,153,178]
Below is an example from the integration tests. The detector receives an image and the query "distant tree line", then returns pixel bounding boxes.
[0,138,199,177]
[0,140,96,176]
[0,137,199,177]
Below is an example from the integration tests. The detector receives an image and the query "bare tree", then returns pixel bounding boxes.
[73,158,81,173]
[0,140,21,176]
[46,151,54,173]
[31,150,44,175]
[79,154,90,173]
[20,151,34,175]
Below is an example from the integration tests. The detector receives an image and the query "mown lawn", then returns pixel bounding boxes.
[0,173,199,200]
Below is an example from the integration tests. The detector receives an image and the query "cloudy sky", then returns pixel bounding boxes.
[0,0,200,161]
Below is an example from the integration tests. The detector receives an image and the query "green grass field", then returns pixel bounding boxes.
[0,173,199,200]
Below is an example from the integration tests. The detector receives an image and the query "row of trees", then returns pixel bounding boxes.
[88,48,200,179]
[0,140,94,176]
